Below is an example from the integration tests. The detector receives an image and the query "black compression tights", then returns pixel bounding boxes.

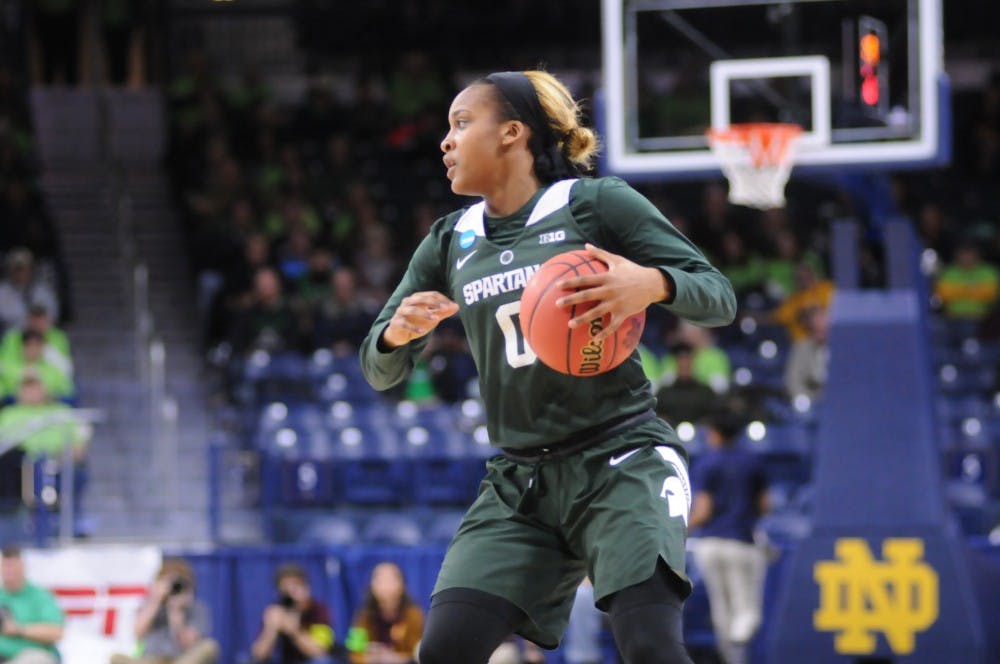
[419,562,693,664]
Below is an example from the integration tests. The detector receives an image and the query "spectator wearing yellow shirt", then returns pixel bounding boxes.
[934,242,1000,320]
[773,262,835,342]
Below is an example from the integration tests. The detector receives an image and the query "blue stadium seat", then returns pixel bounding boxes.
[334,426,411,504]
[945,480,991,535]
[938,363,995,396]
[408,427,474,505]
[936,394,990,424]
[944,447,999,497]
[277,457,338,506]
[297,514,360,546]
[317,369,378,404]
[425,510,466,543]
[361,512,423,545]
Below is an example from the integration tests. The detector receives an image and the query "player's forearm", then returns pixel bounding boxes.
[360,323,420,390]
[658,266,737,327]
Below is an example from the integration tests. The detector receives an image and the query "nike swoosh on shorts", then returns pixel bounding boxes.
[609,448,642,466]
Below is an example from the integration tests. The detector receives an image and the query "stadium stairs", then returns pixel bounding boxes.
[30,87,214,543]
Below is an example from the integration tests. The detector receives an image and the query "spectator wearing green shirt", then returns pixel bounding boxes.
[657,322,730,394]
[0,545,64,664]
[0,332,74,403]
[0,305,73,381]
[0,374,89,462]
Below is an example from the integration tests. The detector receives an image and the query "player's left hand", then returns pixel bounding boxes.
[555,243,670,343]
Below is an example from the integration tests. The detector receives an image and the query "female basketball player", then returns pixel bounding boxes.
[360,71,736,663]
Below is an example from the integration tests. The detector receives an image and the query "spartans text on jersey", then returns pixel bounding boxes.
[462,264,541,305]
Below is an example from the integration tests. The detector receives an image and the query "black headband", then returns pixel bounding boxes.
[485,71,551,143]
[484,71,579,181]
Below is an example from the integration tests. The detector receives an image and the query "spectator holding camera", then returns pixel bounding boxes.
[250,563,335,664]
[0,545,64,664]
[111,558,219,664]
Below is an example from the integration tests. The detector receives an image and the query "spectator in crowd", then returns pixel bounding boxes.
[772,261,834,342]
[915,202,957,264]
[313,267,377,356]
[354,224,398,303]
[0,331,74,402]
[763,229,812,302]
[657,322,731,395]
[716,231,766,300]
[0,545,64,664]
[0,372,91,535]
[689,412,770,664]
[111,558,219,664]
[934,240,1000,320]
[0,305,72,379]
[208,233,273,344]
[0,249,59,332]
[425,320,476,403]
[229,268,300,355]
[291,247,337,318]
[784,307,830,403]
[250,563,335,664]
[655,343,720,427]
[346,562,423,664]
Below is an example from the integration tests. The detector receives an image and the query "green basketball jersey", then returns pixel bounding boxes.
[361,177,735,450]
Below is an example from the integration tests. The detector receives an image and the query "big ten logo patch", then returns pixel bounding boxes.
[52,584,148,636]
[813,538,938,655]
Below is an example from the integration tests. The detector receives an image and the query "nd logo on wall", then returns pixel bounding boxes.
[814,538,939,655]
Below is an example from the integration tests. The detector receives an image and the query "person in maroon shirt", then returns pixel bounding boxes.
[251,564,336,664]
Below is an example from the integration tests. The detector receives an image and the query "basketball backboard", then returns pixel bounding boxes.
[599,0,949,179]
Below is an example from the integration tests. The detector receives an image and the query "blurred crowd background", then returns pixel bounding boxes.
[0,1,997,663]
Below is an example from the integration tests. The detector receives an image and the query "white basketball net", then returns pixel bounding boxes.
[706,124,803,210]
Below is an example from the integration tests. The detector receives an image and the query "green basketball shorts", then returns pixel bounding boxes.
[432,422,693,648]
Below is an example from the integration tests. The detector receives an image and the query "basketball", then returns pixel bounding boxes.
[519,250,646,376]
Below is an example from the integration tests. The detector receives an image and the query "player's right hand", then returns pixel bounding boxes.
[382,291,459,348]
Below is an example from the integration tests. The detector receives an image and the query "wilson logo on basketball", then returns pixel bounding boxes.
[579,317,605,374]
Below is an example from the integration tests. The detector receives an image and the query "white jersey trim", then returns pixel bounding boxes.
[526,178,577,227]
[452,178,578,236]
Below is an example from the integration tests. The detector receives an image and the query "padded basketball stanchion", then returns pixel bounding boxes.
[766,220,989,663]
[706,123,803,210]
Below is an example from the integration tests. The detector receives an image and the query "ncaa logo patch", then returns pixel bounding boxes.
[459,229,477,249]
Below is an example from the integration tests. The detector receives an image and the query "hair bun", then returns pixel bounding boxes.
[563,126,598,168]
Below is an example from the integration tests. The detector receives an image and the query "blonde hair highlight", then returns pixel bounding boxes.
[523,70,600,171]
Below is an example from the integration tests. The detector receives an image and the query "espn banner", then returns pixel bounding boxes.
[23,546,161,664]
